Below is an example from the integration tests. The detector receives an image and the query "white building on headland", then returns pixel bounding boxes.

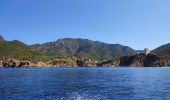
[144,48,150,55]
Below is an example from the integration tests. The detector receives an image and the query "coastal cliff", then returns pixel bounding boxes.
[99,54,170,67]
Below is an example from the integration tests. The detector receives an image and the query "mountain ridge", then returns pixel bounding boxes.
[152,43,170,55]
[0,35,170,67]
[31,38,137,60]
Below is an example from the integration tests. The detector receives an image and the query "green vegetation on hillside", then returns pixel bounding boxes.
[152,43,170,55]
[31,38,136,61]
[1,35,170,67]
[0,40,44,62]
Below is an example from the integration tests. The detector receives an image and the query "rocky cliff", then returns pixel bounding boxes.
[99,54,170,67]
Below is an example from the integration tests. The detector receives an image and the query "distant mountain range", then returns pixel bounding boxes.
[31,38,136,60]
[0,35,170,61]
[1,35,170,67]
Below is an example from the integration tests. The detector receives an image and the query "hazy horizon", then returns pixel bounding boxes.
[1,0,170,50]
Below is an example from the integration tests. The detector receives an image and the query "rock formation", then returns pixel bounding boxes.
[99,54,170,67]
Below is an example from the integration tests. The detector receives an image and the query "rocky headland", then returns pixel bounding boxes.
[99,54,170,67]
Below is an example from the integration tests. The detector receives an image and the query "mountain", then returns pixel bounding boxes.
[31,38,136,60]
[0,36,42,60]
[1,35,170,67]
[152,43,170,55]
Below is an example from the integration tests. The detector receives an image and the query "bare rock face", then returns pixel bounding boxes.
[119,54,170,67]
[17,61,30,67]
[145,59,170,67]
[0,61,3,67]
[98,54,170,67]
[77,58,97,67]
[129,61,143,67]
[1,59,16,67]
[48,57,78,67]
[36,62,48,67]
[0,59,30,67]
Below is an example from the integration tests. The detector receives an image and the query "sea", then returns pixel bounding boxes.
[0,67,170,100]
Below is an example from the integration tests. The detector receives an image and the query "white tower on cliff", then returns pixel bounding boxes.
[144,48,150,55]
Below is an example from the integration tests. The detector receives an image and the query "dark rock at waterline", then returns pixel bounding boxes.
[120,54,170,67]
[1,54,170,67]
[76,58,97,67]
[18,61,30,67]
[2,59,16,67]
[98,54,170,67]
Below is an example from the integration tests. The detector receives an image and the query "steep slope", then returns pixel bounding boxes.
[31,38,136,60]
[152,43,170,55]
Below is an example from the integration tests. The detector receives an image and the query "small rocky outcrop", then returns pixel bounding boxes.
[119,54,146,67]
[2,59,16,67]
[35,62,47,67]
[18,61,30,67]
[98,58,120,67]
[77,58,97,67]
[48,56,78,67]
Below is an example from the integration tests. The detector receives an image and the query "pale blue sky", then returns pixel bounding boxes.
[0,0,170,50]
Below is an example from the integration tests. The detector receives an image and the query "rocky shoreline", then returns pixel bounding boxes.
[1,54,170,67]
[0,57,97,68]
[99,54,170,67]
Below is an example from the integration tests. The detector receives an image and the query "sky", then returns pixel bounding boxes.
[0,0,170,50]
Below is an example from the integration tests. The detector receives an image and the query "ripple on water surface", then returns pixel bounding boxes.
[0,67,170,100]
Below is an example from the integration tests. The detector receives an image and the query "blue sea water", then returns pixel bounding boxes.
[0,67,170,100]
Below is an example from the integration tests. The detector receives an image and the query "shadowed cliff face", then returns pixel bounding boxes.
[31,38,136,61]
[99,54,170,67]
